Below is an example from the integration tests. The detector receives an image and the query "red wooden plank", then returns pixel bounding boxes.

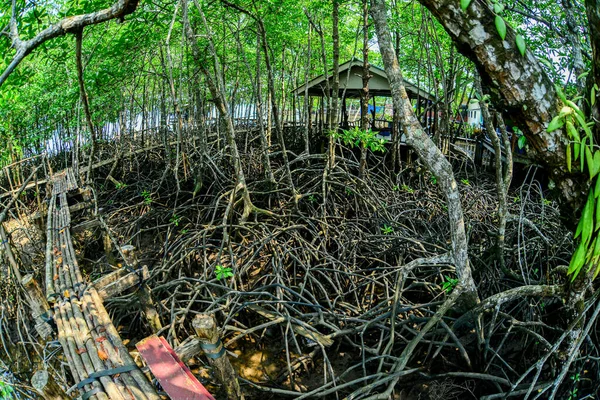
[136,335,215,400]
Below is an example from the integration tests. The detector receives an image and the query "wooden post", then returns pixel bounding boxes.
[22,275,53,339]
[193,314,242,400]
[0,224,22,282]
[103,230,116,266]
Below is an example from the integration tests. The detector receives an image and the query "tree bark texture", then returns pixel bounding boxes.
[370,0,479,308]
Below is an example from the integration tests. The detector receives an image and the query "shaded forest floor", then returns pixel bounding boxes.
[1,131,597,399]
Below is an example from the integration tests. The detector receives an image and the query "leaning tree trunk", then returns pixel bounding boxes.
[370,0,478,308]
[359,0,371,179]
[184,0,255,221]
[75,29,97,184]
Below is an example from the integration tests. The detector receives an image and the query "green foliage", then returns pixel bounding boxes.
[0,381,13,399]
[461,178,470,186]
[141,190,152,205]
[331,127,387,153]
[551,84,600,281]
[442,275,458,293]
[169,214,181,226]
[459,0,530,56]
[401,184,414,194]
[515,34,526,56]
[215,265,234,280]
[115,181,127,190]
[381,224,394,234]
[494,15,507,40]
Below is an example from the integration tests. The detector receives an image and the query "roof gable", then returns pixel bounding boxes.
[292,58,434,101]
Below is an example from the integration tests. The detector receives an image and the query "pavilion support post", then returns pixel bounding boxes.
[307,97,313,152]
[319,97,325,138]
[391,107,399,173]
[193,314,242,400]
[371,96,376,130]
[342,96,348,129]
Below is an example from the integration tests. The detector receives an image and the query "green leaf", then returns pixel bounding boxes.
[555,84,568,103]
[575,141,580,160]
[587,147,596,179]
[581,190,595,245]
[593,86,597,107]
[495,16,507,40]
[594,151,600,180]
[581,138,587,172]
[575,217,583,239]
[568,242,586,279]
[493,3,504,13]
[460,0,472,10]
[567,145,572,172]
[596,193,600,230]
[574,112,593,140]
[547,115,564,132]
[518,135,526,149]
[515,34,526,56]
[565,99,585,121]
[566,120,580,142]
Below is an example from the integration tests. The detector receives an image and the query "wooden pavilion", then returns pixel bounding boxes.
[292,58,436,135]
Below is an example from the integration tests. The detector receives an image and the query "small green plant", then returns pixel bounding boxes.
[461,178,470,186]
[330,127,387,153]
[401,184,414,194]
[115,181,127,190]
[442,275,459,293]
[543,198,551,206]
[392,184,400,191]
[308,194,316,203]
[381,224,394,235]
[430,175,437,185]
[0,381,14,399]
[181,229,188,234]
[170,214,181,226]
[567,387,578,400]
[570,372,581,382]
[141,190,152,205]
[215,265,234,280]
[345,187,353,196]
[513,195,521,203]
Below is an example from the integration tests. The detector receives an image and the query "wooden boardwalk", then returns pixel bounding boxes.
[45,169,159,400]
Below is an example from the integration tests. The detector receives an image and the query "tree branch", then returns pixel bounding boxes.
[0,0,140,87]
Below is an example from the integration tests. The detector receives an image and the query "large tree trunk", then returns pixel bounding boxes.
[416,0,583,206]
[585,0,600,138]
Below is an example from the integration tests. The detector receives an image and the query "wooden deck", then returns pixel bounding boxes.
[45,169,160,400]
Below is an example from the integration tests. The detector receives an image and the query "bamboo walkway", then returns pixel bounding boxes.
[44,169,159,400]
